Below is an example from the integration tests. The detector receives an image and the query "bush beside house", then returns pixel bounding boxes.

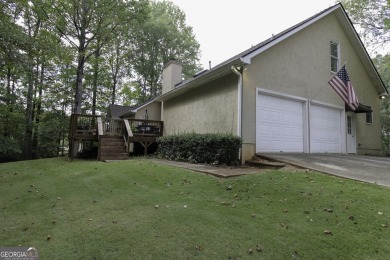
[157,133,241,165]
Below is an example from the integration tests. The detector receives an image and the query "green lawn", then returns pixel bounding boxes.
[0,158,389,259]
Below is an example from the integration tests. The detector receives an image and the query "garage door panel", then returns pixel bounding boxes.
[256,94,304,153]
[310,105,342,153]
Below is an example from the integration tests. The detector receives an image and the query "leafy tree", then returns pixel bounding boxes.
[342,0,390,49]
[373,54,390,153]
[128,0,201,103]
[107,34,128,105]
[9,0,46,160]
[118,82,143,106]
[343,1,390,153]
[36,110,69,158]
[0,2,26,161]
[47,0,148,114]
[0,0,202,161]
[0,102,25,162]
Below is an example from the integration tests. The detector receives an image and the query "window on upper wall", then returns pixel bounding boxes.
[366,106,373,124]
[330,40,339,73]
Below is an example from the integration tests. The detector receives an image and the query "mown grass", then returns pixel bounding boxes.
[0,157,389,259]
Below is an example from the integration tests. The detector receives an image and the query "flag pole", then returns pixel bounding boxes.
[310,61,348,102]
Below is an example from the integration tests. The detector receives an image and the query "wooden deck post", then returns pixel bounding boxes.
[140,141,153,156]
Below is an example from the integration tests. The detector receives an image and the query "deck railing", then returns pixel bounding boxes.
[104,118,124,136]
[70,114,99,137]
[69,114,100,160]
[70,114,163,158]
[70,114,163,138]
[126,119,163,137]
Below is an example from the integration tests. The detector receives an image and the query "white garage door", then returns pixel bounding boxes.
[310,105,342,153]
[256,94,304,153]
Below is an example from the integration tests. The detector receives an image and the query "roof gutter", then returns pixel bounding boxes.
[157,59,246,102]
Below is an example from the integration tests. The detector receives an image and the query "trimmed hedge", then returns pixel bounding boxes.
[157,133,241,165]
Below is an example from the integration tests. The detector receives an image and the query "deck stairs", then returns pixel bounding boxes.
[99,136,128,161]
[69,114,163,161]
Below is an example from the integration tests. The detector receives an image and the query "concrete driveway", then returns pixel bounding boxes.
[261,153,390,188]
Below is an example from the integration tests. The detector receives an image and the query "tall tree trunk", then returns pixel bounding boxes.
[111,42,120,105]
[23,4,41,160]
[6,66,11,105]
[73,0,89,114]
[111,78,117,105]
[11,77,16,107]
[74,50,85,114]
[32,64,44,159]
[24,57,34,160]
[3,67,13,138]
[61,102,67,157]
[92,38,101,115]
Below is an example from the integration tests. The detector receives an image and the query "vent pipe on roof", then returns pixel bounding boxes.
[162,60,182,94]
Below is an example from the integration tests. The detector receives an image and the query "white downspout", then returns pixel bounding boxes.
[231,66,243,163]
[161,101,164,135]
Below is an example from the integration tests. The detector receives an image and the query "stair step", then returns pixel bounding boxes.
[99,135,128,161]
[100,156,128,161]
[100,140,124,144]
[246,155,286,169]
[100,150,127,154]
[100,145,126,149]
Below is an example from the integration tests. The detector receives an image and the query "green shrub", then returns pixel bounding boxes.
[157,133,241,165]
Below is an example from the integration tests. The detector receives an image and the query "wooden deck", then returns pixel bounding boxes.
[69,114,163,161]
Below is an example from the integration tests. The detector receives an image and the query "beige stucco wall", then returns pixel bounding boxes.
[241,13,382,159]
[163,73,238,135]
[135,101,161,121]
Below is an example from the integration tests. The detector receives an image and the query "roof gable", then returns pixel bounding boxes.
[241,3,387,95]
[157,3,387,102]
[241,4,340,62]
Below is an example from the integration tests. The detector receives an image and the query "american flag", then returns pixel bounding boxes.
[328,65,359,110]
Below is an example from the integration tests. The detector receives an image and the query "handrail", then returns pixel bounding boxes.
[124,119,133,137]
[97,117,104,136]
[123,119,133,153]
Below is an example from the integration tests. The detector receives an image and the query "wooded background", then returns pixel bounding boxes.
[0,0,201,161]
[0,0,389,161]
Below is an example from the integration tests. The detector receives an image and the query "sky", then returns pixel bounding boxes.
[164,0,339,69]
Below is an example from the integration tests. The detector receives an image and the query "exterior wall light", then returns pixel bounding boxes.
[380,92,388,99]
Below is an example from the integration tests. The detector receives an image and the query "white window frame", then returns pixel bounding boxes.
[347,115,352,134]
[330,40,340,73]
[366,106,373,125]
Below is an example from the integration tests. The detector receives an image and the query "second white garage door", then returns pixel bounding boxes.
[310,104,342,153]
[256,94,304,153]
